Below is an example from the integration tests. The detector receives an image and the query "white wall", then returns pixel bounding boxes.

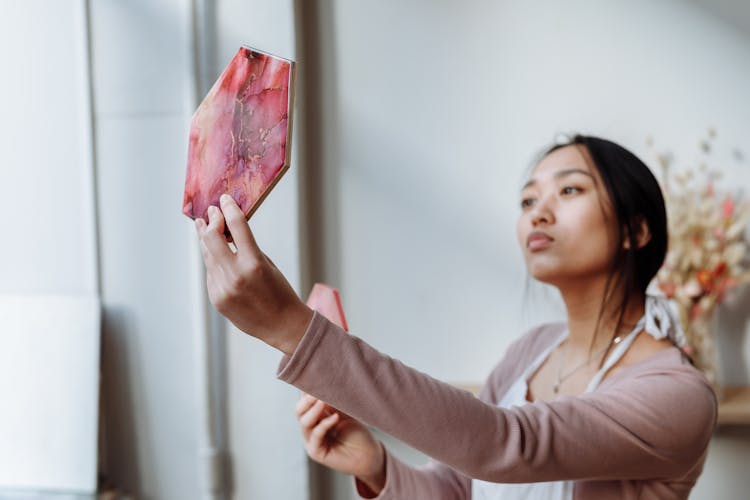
[2,0,308,497]
[0,0,97,294]
[90,0,200,496]
[90,0,307,498]
[306,1,750,498]
[0,0,101,495]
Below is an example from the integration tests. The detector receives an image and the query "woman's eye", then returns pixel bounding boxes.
[520,198,535,209]
[561,186,581,195]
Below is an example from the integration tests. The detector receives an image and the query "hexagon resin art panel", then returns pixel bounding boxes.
[183,46,295,223]
[305,283,349,332]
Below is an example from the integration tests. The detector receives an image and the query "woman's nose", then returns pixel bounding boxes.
[530,196,555,225]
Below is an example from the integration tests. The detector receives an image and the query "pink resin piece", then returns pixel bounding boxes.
[183,46,295,222]
[305,283,349,332]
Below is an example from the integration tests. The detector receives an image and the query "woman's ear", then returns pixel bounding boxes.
[623,217,652,250]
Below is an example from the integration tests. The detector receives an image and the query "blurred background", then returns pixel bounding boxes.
[1,0,749,498]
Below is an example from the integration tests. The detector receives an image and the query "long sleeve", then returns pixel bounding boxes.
[278,311,716,489]
[349,327,541,500]
[353,451,470,500]
[347,328,542,500]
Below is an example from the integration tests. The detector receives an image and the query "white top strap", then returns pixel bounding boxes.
[644,294,687,347]
[586,294,684,391]
[585,318,644,392]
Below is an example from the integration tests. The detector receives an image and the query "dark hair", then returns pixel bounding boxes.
[539,134,668,361]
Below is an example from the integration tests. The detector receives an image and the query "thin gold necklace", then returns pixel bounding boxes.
[553,335,622,394]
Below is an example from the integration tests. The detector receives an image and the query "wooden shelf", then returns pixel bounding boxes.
[717,386,750,425]
[455,383,481,396]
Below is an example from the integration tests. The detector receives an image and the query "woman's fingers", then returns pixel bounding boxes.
[200,206,234,263]
[295,393,318,418]
[309,412,340,453]
[219,194,262,259]
[206,205,225,235]
[196,218,222,271]
[195,219,210,258]
[299,399,329,432]
[195,216,206,234]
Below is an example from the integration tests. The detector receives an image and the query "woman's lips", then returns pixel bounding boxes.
[527,231,554,251]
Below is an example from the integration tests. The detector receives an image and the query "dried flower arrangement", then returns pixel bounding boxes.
[647,129,750,389]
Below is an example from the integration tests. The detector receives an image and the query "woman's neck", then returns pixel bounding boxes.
[558,278,645,351]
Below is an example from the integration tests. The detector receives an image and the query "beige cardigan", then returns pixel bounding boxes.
[278,311,717,499]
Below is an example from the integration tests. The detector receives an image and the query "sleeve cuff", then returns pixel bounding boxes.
[352,446,404,499]
[277,309,338,383]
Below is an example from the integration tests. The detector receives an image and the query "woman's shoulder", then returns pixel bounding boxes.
[605,344,712,385]
[591,347,718,459]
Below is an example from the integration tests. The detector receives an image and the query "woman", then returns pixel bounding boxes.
[195,134,717,499]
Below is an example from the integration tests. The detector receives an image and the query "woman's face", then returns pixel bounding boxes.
[516,145,620,288]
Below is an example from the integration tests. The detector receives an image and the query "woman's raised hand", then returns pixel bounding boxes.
[296,393,386,494]
[194,194,314,354]
[196,196,386,493]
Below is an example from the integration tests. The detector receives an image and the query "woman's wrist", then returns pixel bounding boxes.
[356,441,387,496]
[275,303,314,355]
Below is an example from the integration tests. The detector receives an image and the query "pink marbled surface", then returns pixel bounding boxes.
[305,283,349,332]
[183,47,292,222]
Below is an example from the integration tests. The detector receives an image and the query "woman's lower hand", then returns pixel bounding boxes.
[296,393,386,494]
[194,194,314,354]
